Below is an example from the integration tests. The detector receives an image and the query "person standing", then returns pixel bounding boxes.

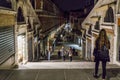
[69,47,73,62]
[58,49,61,59]
[93,29,110,80]
[60,46,66,61]
[48,47,52,61]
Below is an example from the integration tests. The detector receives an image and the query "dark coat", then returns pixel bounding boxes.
[93,39,110,62]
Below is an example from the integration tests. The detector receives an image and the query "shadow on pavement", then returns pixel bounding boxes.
[106,68,120,80]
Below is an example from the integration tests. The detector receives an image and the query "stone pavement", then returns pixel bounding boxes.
[0,62,120,80]
[0,69,120,80]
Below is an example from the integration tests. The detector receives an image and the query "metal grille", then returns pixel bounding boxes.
[0,26,15,64]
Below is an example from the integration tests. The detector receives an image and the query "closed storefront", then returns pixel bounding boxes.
[0,12,16,68]
[17,25,28,64]
[0,26,15,65]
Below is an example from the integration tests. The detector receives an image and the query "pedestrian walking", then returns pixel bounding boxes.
[60,46,66,61]
[69,47,73,62]
[48,47,52,61]
[93,29,110,80]
[58,49,61,59]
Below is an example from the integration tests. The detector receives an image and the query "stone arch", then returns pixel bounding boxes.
[17,7,25,22]
[104,7,114,23]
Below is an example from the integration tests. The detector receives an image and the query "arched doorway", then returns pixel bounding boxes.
[17,7,25,22]
[17,7,27,64]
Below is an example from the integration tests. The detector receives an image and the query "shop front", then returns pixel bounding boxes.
[17,25,28,64]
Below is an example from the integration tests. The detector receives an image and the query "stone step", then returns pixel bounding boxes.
[18,62,120,69]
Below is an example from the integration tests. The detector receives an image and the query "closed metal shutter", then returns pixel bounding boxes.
[0,26,15,64]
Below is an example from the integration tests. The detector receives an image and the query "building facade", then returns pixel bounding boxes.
[0,0,65,68]
[0,0,16,68]
[82,0,120,65]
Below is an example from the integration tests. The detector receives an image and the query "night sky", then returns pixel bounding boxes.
[52,0,85,11]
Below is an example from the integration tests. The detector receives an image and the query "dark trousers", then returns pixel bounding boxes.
[95,60,107,79]
[70,56,72,61]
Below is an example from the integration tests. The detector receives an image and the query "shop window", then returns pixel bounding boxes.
[0,0,12,8]
[104,7,114,23]
[17,7,25,22]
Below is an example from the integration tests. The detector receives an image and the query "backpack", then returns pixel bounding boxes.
[98,45,110,61]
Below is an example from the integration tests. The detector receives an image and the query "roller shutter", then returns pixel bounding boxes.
[0,26,15,64]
